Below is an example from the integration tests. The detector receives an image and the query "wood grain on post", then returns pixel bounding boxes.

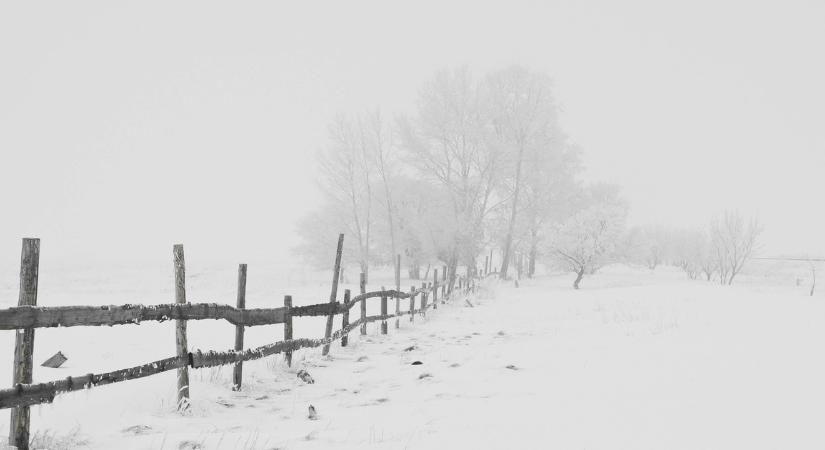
[9,238,39,450]
[283,295,293,366]
[173,244,190,411]
[341,290,350,347]
[394,254,401,329]
[232,264,247,391]
[359,273,367,335]
[322,234,344,356]
[409,286,415,323]
[432,269,438,309]
[380,286,388,334]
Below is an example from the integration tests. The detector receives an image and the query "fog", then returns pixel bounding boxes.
[1,0,823,268]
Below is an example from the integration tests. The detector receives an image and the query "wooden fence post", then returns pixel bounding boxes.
[432,269,438,310]
[341,289,351,346]
[395,254,401,329]
[322,234,344,356]
[420,282,427,316]
[380,286,388,334]
[9,238,39,450]
[232,264,247,391]
[485,255,489,275]
[442,265,447,300]
[173,244,190,411]
[359,273,367,335]
[284,295,293,366]
[409,285,415,323]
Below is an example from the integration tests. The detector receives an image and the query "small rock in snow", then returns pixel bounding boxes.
[356,355,369,362]
[411,361,423,365]
[308,404,318,420]
[297,369,315,384]
[178,441,202,450]
[505,364,519,370]
[403,345,417,352]
[418,373,433,379]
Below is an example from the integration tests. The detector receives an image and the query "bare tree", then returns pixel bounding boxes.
[483,67,562,280]
[398,67,500,291]
[317,114,376,282]
[709,211,762,285]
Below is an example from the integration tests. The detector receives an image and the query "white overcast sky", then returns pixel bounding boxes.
[1,1,823,267]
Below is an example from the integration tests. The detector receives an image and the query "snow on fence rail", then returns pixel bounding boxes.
[0,236,477,450]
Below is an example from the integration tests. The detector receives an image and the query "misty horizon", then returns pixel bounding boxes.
[2,1,823,267]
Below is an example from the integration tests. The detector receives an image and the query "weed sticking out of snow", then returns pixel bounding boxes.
[29,427,90,450]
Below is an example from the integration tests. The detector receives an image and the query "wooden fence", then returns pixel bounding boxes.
[0,236,477,450]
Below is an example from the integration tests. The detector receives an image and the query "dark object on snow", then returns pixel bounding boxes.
[465,299,474,308]
[411,361,423,365]
[41,351,68,368]
[418,373,432,379]
[297,369,315,384]
[308,404,318,420]
[514,279,519,288]
[403,345,417,352]
[505,365,519,370]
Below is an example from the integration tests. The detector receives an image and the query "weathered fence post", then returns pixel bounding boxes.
[172,244,190,411]
[232,264,247,391]
[9,238,39,450]
[485,255,489,275]
[380,286,388,334]
[359,273,367,335]
[409,285,415,323]
[284,295,293,366]
[322,233,344,356]
[420,282,427,316]
[395,254,401,329]
[442,265,447,300]
[432,269,439,310]
[341,289,351,346]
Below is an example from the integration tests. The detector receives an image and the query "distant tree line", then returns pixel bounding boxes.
[622,211,763,285]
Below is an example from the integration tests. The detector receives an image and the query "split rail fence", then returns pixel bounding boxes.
[0,235,477,450]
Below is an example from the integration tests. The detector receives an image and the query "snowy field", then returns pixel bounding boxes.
[1,261,824,449]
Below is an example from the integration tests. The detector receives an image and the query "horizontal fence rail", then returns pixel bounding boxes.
[0,237,480,449]
[0,290,419,331]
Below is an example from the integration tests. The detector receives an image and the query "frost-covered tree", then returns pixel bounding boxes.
[544,185,627,289]
[482,66,564,280]
[398,67,500,291]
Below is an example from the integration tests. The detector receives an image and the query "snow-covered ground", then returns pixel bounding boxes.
[1,262,824,449]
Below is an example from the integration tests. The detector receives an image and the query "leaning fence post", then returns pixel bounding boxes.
[359,272,367,335]
[420,282,427,316]
[232,264,247,391]
[442,265,447,300]
[284,295,293,366]
[172,244,190,411]
[322,233,344,356]
[9,238,39,450]
[341,289,351,347]
[432,269,439,310]
[380,286,388,334]
[409,285,415,323]
[395,254,401,329]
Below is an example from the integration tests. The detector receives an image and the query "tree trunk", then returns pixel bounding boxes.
[499,142,526,280]
[573,268,585,290]
[528,243,537,278]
